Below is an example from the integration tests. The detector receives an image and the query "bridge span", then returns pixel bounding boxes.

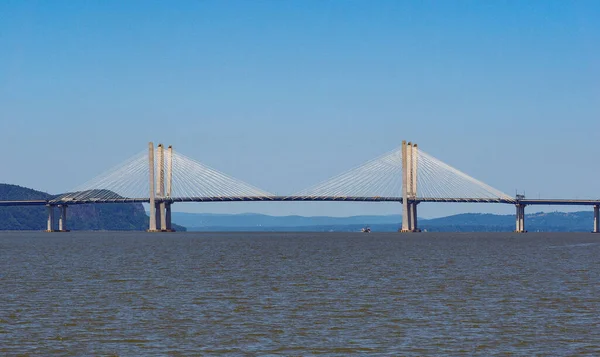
[4,197,598,206]
[2,141,598,233]
[3,197,599,233]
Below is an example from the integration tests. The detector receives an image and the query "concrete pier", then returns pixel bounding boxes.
[515,204,527,233]
[46,205,56,232]
[160,200,167,231]
[155,202,162,231]
[165,203,173,231]
[594,205,599,233]
[58,205,69,232]
[148,142,157,232]
[515,205,519,232]
[405,201,413,232]
[520,205,526,232]
[411,202,419,232]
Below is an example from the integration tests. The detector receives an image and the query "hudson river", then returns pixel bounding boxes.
[1,232,599,356]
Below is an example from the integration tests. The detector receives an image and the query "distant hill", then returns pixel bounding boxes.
[173,211,596,232]
[424,212,594,232]
[0,184,186,231]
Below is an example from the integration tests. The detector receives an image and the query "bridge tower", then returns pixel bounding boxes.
[165,145,174,231]
[148,142,175,232]
[148,142,157,231]
[401,141,420,232]
[156,143,165,230]
[401,141,409,231]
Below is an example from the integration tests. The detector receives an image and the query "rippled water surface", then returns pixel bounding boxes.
[1,232,600,356]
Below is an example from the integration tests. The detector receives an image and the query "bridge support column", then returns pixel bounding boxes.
[58,205,69,232]
[515,204,526,233]
[155,202,162,231]
[593,205,599,233]
[165,203,174,231]
[160,203,167,231]
[405,201,413,232]
[411,202,419,232]
[410,202,421,232]
[46,205,56,232]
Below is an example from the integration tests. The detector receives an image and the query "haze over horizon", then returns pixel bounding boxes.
[1,1,599,217]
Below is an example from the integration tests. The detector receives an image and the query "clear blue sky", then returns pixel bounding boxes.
[1,1,599,217]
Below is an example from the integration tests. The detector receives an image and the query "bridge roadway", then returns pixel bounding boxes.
[0,200,50,206]
[1,197,599,206]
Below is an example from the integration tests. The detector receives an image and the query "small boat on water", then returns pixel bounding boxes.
[361,226,371,233]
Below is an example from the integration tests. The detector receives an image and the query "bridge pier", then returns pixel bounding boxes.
[152,201,175,231]
[411,202,420,232]
[515,204,527,233]
[165,202,174,231]
[155,202,163,231]
[160,202,167,230]
[593,205,599,233]
[58,205,69,232]
[401,201,421,232]
[46,204,56,232]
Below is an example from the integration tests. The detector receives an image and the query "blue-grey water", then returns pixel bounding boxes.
[1,232,599,356]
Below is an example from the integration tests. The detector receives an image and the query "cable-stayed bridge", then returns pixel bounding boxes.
[2,142,599,233]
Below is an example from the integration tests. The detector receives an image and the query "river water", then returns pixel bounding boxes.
[1,232,599,356]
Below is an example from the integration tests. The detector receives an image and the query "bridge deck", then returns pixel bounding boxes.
[519,199,600,206]
[0,200,50,206]
[1,196,598,206]
[49,196,513,204]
